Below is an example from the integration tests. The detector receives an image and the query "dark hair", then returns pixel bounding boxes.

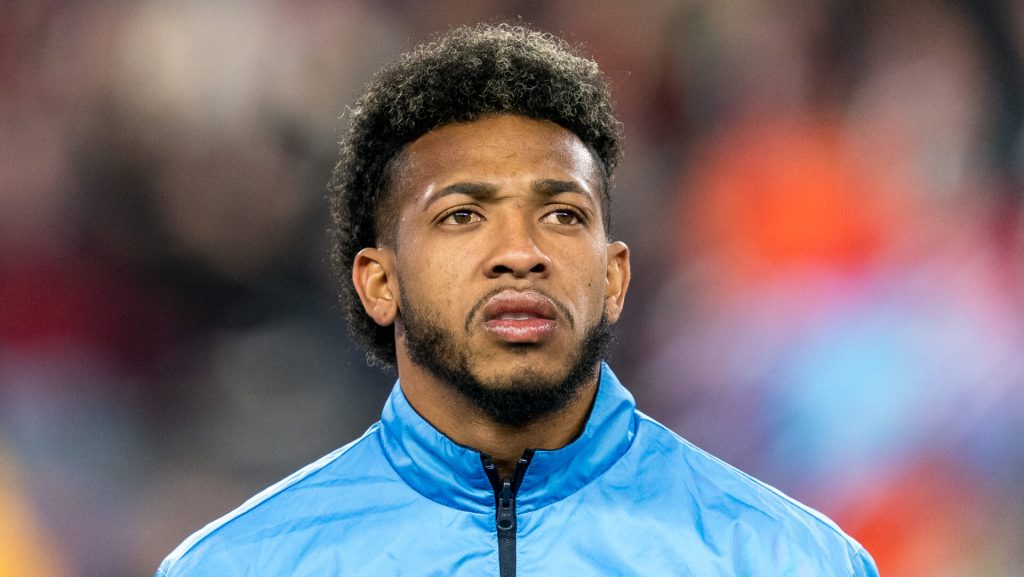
[329,22,622,368]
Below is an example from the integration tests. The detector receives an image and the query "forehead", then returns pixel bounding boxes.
[392,115,602,201]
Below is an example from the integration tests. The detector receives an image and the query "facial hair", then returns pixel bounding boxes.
[399,291,614,427]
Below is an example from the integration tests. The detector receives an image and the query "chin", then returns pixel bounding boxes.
[472,366,561,390]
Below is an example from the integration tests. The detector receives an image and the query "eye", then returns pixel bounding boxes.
[540,208,584,226]
[440,208,483,225]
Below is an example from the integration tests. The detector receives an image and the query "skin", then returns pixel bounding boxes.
[352,114,630,477]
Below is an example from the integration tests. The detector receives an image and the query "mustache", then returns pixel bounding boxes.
[465,287,575,333]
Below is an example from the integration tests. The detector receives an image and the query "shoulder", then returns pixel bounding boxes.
[626,413,878,576]
[156,424,390,577]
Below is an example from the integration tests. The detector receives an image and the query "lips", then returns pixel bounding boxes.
[479,290,559,343]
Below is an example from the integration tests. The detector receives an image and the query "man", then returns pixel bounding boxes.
[157,24,878,576]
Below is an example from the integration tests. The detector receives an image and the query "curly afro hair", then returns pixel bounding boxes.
[328,22,622,368]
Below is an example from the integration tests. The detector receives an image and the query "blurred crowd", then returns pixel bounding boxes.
[2,1,1023,575]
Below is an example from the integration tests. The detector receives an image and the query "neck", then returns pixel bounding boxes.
[395,355,600,479]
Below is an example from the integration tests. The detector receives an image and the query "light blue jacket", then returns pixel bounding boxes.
[157,364,878,576]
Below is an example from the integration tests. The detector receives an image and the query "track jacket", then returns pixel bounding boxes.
[157,363,878,576]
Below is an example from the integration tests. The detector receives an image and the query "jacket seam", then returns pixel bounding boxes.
[847,542,875,577]
[635,412,869,555]
[159,424,382,573]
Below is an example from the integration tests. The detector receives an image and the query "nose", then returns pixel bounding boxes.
[484,215,551,279]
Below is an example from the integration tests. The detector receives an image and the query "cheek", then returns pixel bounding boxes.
[561,249,610,311]
[428,253,467,290]
[400,251,469,311]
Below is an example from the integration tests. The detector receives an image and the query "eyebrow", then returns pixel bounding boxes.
[423,179,594,210]
[532,179,592,199]
[424,182,498,207]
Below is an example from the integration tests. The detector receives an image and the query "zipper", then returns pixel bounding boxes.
[482,450,534,577]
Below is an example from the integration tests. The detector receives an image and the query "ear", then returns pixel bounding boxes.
[603,241,630,324]
[352,247,398,327]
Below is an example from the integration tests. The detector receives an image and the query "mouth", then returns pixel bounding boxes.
[479,290,560,344]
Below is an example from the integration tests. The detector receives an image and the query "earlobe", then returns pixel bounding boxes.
[352,247,398,327]
[604,241,630,324]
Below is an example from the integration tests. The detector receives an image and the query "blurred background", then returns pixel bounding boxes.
[2,0,1024,575]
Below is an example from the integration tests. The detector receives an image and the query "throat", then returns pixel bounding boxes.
[448,392,595,477]
[489,456,520,480]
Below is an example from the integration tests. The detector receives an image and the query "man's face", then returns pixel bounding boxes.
[370,114,629,422]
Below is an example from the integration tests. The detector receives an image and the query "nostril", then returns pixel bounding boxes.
[529,263,546,274]
[492,264,515,275]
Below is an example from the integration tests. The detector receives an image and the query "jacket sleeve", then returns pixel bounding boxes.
[850,544,880,577]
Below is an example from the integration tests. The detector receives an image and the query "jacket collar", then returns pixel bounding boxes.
[378,363,637,513]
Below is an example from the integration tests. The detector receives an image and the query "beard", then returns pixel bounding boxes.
[399,290,614,427]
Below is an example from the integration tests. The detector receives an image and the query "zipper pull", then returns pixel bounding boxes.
[483,454,515,534]
[497,477,515,535]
